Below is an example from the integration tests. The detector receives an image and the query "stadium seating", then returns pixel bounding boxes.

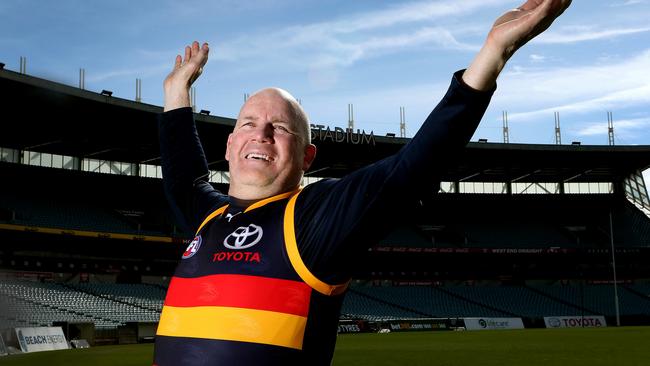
[341,282,650,320]
[0,163,182,238]
[69,283,165,312]
[0,280,161,329]
[445,285,586,317]
[533,284,650,317]
[385,194,650,249]
[1,191,137,234]
[3,279,650,329]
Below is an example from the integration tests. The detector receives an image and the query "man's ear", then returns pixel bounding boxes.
[302,144,317,171]
[225,133,233,161]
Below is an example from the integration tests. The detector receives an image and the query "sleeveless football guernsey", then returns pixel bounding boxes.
[153,189,349,366]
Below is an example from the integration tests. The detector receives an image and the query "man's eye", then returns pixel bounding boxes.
[274,125,289,132]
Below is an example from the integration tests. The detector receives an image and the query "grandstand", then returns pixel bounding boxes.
[1,65,650,349]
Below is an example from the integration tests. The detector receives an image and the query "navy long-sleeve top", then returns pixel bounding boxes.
[158,70,494,284]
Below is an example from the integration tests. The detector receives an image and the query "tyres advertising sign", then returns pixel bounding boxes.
[15,327,69,353]
[337,320,367,334]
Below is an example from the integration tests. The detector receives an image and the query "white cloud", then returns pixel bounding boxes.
[308,0,514,34]
[492,49,650,122]
[303,47,650,137]
[305,80,450,134]
[86,63,171,83]
[610,0,648,7]
[505,84,650,122]
[213,0,509,68]
[535,26,650,44]
[577,117,650,136]
[529,54,546,63]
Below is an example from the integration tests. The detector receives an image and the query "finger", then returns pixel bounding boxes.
[528,0,552,17]
[555,0,571,17]
[190,41,200,59]
[533,0,568,17]
[529,0,567,26]
[184,45,191,64]
[174,55,182,69]
[198,43,210,67]
[517,0,543,11]
[192,40,200,51]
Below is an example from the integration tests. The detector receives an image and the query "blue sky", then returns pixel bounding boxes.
[1,0,649,180]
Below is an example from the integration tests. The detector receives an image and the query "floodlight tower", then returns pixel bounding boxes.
[19,56,26,74]
[607,111,615,146]
[348,104,354,130]
[79,68,85,90]
[502,111,509,143]
[135,78,142,103]
[399,107,406,138]
[554,112,562,145]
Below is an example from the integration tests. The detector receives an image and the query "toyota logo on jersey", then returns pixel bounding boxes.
[223,224,263,250]
[182,235,202,259]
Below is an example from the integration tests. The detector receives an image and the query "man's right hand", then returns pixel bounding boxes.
[462,0,571,91]
[163,41,209,112]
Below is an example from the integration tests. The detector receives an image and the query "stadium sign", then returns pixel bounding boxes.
[385,319,449,332]
[464,318,524,331]
[544,316,607,328]
[337,320,369,334]
[310,125,375,146]
[15,327,69,353]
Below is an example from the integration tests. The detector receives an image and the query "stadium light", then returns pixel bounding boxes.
[199,109,211,115]
[609,211,621,327]
[571,141,581,146]
[100,89,113,97]
[0,62,5,70]
[386,133,396,138]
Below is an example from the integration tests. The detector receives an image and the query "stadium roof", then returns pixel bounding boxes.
[2,68,649,183]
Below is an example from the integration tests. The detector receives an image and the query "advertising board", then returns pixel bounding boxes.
[464,318,524,330]
[15,327,68,353]
[544,316,607,328]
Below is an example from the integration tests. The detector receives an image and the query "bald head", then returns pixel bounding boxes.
[227,87,318,200]
[237,88,311,144]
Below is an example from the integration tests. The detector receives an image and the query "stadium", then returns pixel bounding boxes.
[1,62,650,366]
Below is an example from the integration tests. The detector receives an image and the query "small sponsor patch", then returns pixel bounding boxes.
[224,224,263,250]
[182,235,202,259]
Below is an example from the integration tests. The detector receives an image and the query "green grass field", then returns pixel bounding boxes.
[1,327,648,366]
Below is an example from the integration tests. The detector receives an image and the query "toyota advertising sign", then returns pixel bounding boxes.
[544,316,607,328]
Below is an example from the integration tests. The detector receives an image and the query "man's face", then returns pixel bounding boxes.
[225,89,316,199]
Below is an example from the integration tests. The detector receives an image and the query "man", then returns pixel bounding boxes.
[154,1,571,365]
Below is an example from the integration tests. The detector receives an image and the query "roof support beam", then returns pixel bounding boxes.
[563,169,593,183]
[510,169,542,183]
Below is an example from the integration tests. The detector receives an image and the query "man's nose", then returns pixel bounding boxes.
[251,123,274,143]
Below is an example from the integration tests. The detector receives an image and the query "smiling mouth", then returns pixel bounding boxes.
[245,153,273,162]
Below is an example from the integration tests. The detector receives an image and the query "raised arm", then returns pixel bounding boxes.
[463,0,571,91]
[159,41,226,234]
[164,41,210,111]
[295,0,572,283]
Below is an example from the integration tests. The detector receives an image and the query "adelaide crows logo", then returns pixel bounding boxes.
[182,235,202,259]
